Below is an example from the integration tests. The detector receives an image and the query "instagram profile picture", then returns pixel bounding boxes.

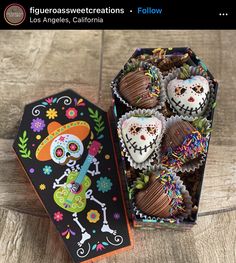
[4,3,26,26]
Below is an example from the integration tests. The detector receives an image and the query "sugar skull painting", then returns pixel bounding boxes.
[167,75,210,118]
[121,116,162,164]
[36,121,89,165]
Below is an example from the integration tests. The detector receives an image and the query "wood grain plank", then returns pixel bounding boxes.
[0,30,102,86]
[0,209,26,263]
[0,207,235,263]
[193,210,236,263]
[199,145,236,214]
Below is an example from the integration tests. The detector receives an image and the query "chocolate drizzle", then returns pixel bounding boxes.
[135,172,184,218]
[119,68,159,108]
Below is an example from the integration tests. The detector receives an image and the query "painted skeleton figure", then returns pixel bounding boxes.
[36,121,116,247]
[51,133,99,188]
[51,134,117,246]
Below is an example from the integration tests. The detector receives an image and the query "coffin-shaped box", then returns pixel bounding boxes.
[110,47,218,230]
[13,89,133,263]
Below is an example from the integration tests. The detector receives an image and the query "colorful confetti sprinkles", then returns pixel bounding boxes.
[162,131,208,169]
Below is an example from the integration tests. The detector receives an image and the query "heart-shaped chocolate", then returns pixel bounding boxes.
[167,75,210,117]
[121,116,162,164]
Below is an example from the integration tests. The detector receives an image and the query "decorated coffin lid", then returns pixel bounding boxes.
[13,89,133,263]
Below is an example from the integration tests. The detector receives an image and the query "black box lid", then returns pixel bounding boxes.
[13,89,133,263]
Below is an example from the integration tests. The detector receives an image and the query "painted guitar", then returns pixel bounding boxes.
[53,140,101,213]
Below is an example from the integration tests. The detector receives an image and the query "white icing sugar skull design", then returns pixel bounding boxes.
[121,116,162,163]
[167,76,210,117]
[50,134,84,165]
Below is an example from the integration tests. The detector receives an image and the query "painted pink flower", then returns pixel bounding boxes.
[65,107,78,119]
[54,211,63,222]
[92,241,108,251]
[96,243,105,251]
[45,97,54,104]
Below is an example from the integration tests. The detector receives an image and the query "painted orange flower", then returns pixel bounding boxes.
[46,108,58,119]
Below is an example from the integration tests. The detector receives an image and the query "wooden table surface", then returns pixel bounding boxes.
[0,30,235,263]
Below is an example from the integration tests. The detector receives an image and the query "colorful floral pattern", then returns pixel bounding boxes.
[92,241,109,251]
[39,184,46,190]
[45,97,54,104]
[54,211,63,222]
[30,118,45,132]
[87,210,100,223]
[96,177,112,193]
[43,165,52,175]
[61,225,76,239]
[46,108,58,119]
[65,107,78,119]
[74,98,86,107]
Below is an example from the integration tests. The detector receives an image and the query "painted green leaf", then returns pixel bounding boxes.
[18,131,31,159]
[94,110,99,118]
[18,143,26,150]
[88,107,94,115]
[98,126,105,132]
[99,121,104,127]
[98,115,102,122]
[21,154,29,158]
[88,108,105,136]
